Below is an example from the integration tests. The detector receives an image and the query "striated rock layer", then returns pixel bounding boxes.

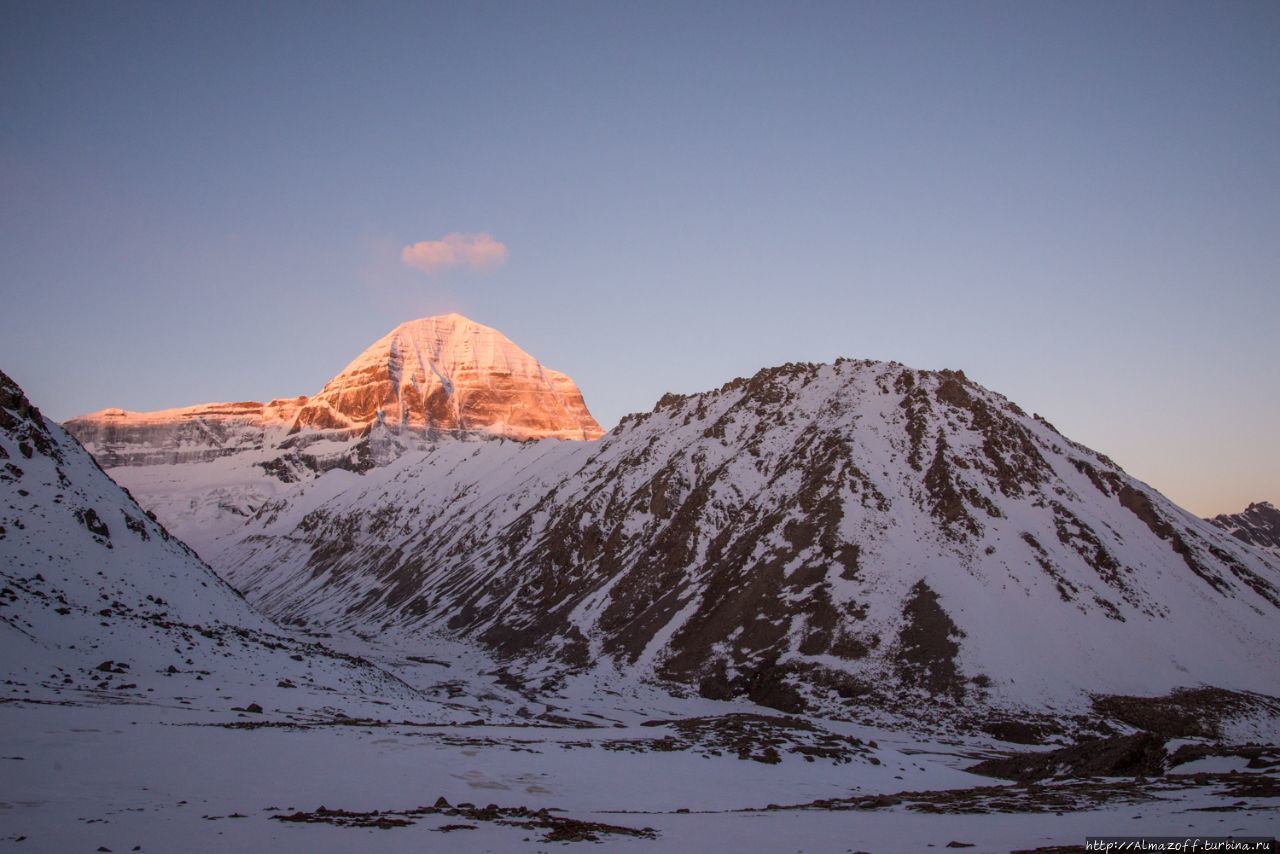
[65,313,602,454]
[63,398,307,468]
[290,313,603,441]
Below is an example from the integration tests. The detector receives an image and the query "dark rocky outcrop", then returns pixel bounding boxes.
[968,733,1168,781]
[1209,501,1280,553]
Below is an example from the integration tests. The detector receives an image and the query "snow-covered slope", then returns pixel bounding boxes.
[1209,501,1280,554]
[62,313,603,555]
[0,369,425,710]
[212,360,1280,719]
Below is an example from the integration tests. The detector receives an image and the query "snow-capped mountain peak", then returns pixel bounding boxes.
[291,313,603,441]
[61,314,604,552]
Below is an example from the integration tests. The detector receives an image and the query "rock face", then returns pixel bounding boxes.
[1208,501,1280,554]
[212,360,1280,719]
[65,313,602,451]
[290,314,603,441]
[62,398,308,468]
[61,314,603,554]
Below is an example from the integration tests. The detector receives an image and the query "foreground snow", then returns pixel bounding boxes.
[3,636,1277,854]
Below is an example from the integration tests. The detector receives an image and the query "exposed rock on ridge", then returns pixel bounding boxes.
[1209,501,1280,554]
[62,398,307,468]
[213,359,1280,719]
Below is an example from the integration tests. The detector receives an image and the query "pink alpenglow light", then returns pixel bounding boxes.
[401,232,508,274]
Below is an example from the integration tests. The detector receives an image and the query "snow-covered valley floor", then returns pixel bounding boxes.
[3,634,1276,854]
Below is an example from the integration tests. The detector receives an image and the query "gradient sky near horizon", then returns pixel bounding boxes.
[1,1,1277,516]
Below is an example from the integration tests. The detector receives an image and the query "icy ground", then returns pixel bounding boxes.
[3,634,1277,854]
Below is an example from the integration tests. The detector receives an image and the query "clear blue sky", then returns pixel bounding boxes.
[2,1,1276,515]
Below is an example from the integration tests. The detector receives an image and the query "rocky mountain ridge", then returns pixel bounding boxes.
[1208,501,1280,554]
[49,312,1280,725]
[209,358,1280,721]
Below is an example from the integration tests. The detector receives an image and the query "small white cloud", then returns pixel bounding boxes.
[402,232,508,275]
